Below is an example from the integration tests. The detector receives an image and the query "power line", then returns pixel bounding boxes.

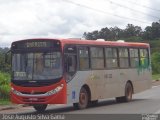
[107,0,159,20]
[122,0,160,12]
[62,0,151,24]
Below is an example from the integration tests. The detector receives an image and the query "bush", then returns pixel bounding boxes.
[0,72,10,99]
[151,52,160,74]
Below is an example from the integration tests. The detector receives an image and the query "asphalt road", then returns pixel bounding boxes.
[0,85,160,115]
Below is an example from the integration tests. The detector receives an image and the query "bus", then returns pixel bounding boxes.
[11,38,152,112]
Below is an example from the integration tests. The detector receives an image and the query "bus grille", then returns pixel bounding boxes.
[22,97,46,102]
[21,92,46,95]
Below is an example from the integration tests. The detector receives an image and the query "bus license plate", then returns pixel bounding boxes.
[29,98,38,101]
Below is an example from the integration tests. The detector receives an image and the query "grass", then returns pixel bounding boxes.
[0,72,10,85]
[152,74,160,81]
[0,99,11,105]
[0,72,10,100]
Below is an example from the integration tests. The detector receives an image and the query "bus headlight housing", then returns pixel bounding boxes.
[11,84,64,97]
[11,88,22,96]
[46,84,64,96]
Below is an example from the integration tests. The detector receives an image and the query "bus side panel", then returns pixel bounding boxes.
[118,69,152,96]
[66,68,152,104]
[67,70,121,104]
[67,71,92,104]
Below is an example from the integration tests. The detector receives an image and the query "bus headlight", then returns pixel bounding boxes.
[46,84,64,96]
[11,88,22,96]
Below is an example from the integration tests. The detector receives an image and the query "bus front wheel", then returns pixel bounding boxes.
[73,87,89,109]
[33,104,47,112]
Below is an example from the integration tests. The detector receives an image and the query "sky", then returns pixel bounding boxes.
[0,0,160,47]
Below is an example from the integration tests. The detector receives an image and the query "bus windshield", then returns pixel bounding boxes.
[12,52,62,80]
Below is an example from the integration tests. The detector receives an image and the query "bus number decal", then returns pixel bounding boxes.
[104,74,112,79]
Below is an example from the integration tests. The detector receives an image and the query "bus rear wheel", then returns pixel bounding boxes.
[73,87,89,109]
[33,104,47,112]
[116,82,133,103]
[124,82,133,102]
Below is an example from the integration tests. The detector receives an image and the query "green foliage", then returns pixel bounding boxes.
[83,21,160,42]
[0,99,11,105]
[124,36,143,42]
[151,52,160,74]
[152,74,160,81]
[0,72,11,99]
[0,47,11,73]
[83,24,144,40]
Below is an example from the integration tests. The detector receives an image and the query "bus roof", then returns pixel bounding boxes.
[12,38,149,48]
[58,38,149,48]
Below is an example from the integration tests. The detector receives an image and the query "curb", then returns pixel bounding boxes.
[0,104,29,111]
[0,106,15,111]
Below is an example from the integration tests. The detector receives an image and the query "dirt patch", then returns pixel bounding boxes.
[152,80,160,86]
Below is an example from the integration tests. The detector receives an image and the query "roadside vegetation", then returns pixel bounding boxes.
[0,72,11,101]
[152,74,160,81]
[0,99,11,105]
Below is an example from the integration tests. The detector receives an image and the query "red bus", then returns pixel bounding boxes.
[11,38,151,112]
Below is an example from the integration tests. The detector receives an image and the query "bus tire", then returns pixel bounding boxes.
[33,104,47,112]
[124,82,133,102]
[116,82,133,103]
[73,87,89,109]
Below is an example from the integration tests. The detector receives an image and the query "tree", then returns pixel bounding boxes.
[151,22,160,39]
[143,21,160,40]
[143,26,152,40]
[99,27,111,40]
[0,48,11,73]
[124,24,142,38]
[109,27,124,40]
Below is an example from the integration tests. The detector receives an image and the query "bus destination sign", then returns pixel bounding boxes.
[12,40,61,50]
[26,42,48,48]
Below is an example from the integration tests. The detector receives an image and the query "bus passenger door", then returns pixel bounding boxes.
[65,54,77,82]
[64,45,78,103]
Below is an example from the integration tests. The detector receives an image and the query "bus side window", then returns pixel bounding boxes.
[105,47,118,69]
[119,48,129,68]
[139,49,149,67]
[79,47,89,70]
[129,48,139,68]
